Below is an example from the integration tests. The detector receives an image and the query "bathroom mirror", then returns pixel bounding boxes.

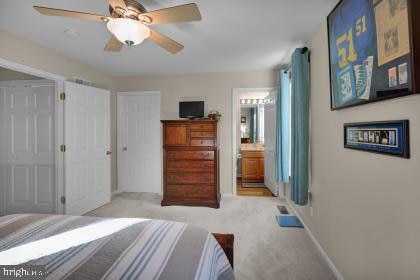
[240,103,264,144]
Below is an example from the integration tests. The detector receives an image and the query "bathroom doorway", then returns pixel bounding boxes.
[232,88,277,197]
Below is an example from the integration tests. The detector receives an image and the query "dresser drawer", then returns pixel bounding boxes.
[191,139,215,147]
[164,124,188,146]
[167,160,214,172]
[166,185,214,199]
[167,172,215,184]
[190,123,215,131]
[191,131,215,138]
[166,150,214,160]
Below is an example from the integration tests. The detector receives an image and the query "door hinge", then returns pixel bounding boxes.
[60,196,66,204]
[60,92,65,101]
[60,145,66,152]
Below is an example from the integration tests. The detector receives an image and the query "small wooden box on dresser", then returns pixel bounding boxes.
[161,119,220,208]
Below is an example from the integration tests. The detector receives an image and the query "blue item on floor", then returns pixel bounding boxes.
[276,215,304,228]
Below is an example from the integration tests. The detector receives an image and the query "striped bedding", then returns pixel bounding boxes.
[0,214,234,280]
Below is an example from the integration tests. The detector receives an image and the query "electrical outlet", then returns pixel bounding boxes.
[310,207,314,217]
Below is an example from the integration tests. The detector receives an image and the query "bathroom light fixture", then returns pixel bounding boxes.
[241,98,266,105]
[106,18,150,46]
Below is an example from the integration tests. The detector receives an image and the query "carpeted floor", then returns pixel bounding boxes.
[87,193,336,280]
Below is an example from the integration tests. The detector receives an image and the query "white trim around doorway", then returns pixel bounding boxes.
[116,91,162,194]
[0,58,66,215]
[231,87,276,196]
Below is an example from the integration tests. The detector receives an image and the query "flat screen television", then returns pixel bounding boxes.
[179,101,204,119]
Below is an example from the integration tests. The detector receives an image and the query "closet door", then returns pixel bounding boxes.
[3,81,55,214]
[64,82,111,215]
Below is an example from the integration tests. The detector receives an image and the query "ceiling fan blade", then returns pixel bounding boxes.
[148,29,184,54]
[108,0,128,12]
[104,36,123,52]
[140,3,202,25]
[33,6,106,21]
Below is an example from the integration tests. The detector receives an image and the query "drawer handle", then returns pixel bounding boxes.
[204,153,210,158]
[200,141,204,144]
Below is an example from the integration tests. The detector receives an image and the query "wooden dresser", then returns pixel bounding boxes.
[161,120,220,208]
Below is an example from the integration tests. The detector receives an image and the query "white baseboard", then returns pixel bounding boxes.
[221,193,234,198]
[111,190,122,197]
[114,192,234,199]
[112,190,164,197]
[284,197,344,280]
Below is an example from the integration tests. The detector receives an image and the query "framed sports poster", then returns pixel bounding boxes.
[344,120,409,158]
[328,0,420,110]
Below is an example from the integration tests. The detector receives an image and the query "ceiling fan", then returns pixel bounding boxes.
[33,0,202,54]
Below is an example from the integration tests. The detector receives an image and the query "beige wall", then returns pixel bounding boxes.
[0,27,276,195]
[117,71,277,193]
[0,28,119,192]
[286,19,420,279]
[0,67,40,80]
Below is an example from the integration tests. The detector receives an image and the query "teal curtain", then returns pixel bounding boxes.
[291,48,310,206]
[249,108,254,142]
[250,107,258,143]
[276,70,290,183]
[255,107,259,142]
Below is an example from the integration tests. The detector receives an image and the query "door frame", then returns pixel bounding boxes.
[116,91,162,194]
[0,58,66,215]
[231,87,276,196]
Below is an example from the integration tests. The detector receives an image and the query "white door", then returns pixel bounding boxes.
[264,90,279,196]
[117,92,161,193]
[2,81,56,214]
[64,82,111,215]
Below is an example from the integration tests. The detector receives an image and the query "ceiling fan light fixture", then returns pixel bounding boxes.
[106,18,150,46]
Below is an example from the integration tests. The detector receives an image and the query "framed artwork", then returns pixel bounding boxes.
[241,117,246,123]
[344,120,409,158]
[327,0,420,110]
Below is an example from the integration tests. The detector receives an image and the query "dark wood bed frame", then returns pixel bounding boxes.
[212,233,234,269]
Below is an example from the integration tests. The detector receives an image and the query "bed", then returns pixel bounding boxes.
[0,214,234,280]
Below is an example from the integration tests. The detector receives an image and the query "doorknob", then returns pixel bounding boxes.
[122,147,128,151]
[106,151,112,155]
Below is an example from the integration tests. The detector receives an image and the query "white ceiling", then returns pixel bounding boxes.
[0,0,339,76]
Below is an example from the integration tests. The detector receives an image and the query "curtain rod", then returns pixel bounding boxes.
[283,47,309,73]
